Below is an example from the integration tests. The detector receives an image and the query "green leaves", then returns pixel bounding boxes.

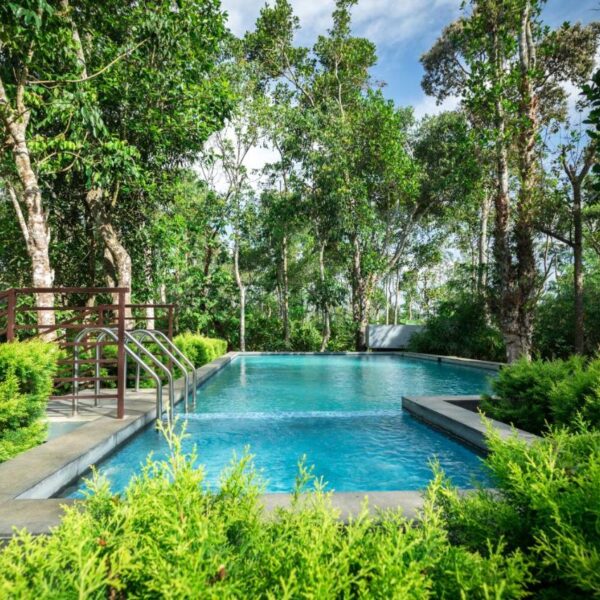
[0,423,541,598]
[0,340,60,462]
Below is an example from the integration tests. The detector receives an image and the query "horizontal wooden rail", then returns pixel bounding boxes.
[56,358,117,365]
[2,287,175,419]
[54,376,118,383]
[12,287,128,294]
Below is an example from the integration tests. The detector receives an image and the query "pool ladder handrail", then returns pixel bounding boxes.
[128,329,196,412]
[73,327,173,422]
[96,328,176,418]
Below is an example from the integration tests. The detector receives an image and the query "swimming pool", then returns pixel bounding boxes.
[65,355,494,497]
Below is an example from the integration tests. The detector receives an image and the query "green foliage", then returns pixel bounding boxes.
[290,321,321,352]
[434,425,600,597]
[533,266,600,358]
[0,424,533,598]
[173,333,227,368]
[481,356,600,433]
[408,296,505,361]
[0,340,60,462]
[583,68,600,191]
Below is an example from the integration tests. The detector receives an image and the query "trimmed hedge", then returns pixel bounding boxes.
[173,333,227,367]
[0,340,60,462]
[482,356,600,434]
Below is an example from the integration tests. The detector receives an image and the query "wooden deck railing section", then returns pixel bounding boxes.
[0,288,174,418]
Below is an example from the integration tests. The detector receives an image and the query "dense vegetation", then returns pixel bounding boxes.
[173,333,228,367]
[0,425,596,598]
[482,356,600,434]
[0,340,59,462]
[1,0,598,360]
[1,3,599,593]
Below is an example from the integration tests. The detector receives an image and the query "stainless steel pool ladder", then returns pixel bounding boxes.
[72,327,174,422]
[128,329,197,412]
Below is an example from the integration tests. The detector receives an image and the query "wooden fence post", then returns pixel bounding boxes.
[6,289,16,342]
[116,290,126,419]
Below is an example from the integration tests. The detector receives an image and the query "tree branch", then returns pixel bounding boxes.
[7,184,30,245]
[28,39,148,85]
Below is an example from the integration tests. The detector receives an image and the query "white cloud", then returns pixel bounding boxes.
[412,94,459,119]
[221,0,461,47]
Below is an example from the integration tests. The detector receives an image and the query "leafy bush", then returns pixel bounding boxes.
[408,296,505,361]
[290,321,321,351]
[327,313,356,352]
[434,424,600,597]
[482,356,600,433]
[0,425,532,598]
[549,359,600,427]
[173,333,227,367]
[0,340,60,462]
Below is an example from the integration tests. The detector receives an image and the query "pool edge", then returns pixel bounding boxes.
[0,351,506,538]
[402,395,540,451]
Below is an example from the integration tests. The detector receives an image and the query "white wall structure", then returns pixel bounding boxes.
[367,324,423,349]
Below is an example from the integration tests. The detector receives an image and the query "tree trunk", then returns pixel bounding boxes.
[385,277,390,325]
[282,233,290,347]
[489,20,528,363]
[1,77,56,339]
[85,188,133,325]
[318,240,331,352]
[351,234,370,351]
[573,179,584,354]
[354,294,370,351]
[22,180,55,339]
[478,192,490,292]
[145,305,156,331]
[512,0,538,361]
[233,238,246,351]
[393,272,399,325]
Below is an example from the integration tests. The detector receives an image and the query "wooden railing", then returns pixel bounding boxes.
[0,288,175,418]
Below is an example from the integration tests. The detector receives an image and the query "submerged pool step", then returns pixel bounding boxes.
[183,409,405,421]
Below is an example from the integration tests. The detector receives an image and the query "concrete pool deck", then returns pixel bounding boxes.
[0,351,533,540]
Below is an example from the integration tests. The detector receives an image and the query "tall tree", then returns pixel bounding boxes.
[0,2,85,335]
[422,0,598,361]
[62,0,231,311]
[248,0,433,349]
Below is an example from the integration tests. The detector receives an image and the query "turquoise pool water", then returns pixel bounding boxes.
[65,355,493,496]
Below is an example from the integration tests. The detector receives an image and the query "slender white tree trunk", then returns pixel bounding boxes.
[282,233,290,347]
[233,238,246,351]
[318,240,331,352]
[0,76,55,339]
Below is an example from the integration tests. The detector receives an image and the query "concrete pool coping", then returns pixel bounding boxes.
[0,350,517,539]
[402,395,540,451]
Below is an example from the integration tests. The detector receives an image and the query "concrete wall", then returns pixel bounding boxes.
[367,324,423,349]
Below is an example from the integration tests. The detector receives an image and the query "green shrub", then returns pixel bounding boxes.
[434,424,600,597]
[0,425,532,598]
[482,356,600,434]
[173,332,227,367]
[408,296,505,361]
[0,340,60,462]
[290,321,321,351]
[549,359,600,427]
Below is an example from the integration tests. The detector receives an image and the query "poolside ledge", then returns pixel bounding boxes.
[0,351,530,540]
[402,395,540,451]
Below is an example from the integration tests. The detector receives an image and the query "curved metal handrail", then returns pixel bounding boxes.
[129,329,191,412]
[147,330,197,404]
[73,327,172,421]
[105,329,175,418]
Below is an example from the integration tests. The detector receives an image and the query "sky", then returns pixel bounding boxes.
[221,0,600,118]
